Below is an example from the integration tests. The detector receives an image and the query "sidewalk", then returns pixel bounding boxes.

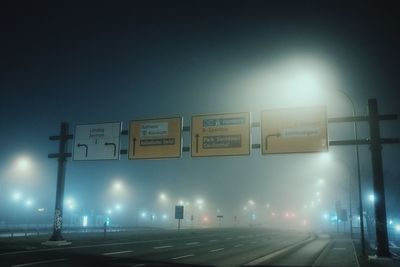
[314,234,359,267]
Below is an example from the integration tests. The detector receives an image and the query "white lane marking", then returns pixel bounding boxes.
[102,250,133,255]
[234,244,243,247]
[210,248,224,252]
[250,241,258,244]
[12,259,67,267]
[351,241,360,267]
[0,236,187,256]
[186,242,199,245]
[209,239,218,242]
[153,245,172,249]
[225,237,233,240]
[333,247,346,250]
[171,254,194,260]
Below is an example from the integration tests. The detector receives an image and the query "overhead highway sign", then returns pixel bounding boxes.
[73,122,122,160]
[261,106,328,154]
[191,112,251,157]
[129,117,182,159]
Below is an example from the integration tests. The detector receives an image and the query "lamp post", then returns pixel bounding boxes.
[264,57,365,254]
[330,90,365,255]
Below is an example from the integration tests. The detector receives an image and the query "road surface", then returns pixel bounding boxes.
[0,227,362,267]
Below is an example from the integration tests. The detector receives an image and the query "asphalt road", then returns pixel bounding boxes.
[0,227,357,267]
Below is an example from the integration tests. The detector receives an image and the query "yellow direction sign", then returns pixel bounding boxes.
[191,112,251,157]
[261,106,328,154]
[129,117,182,159]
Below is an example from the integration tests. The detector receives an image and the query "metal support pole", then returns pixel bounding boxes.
[368,99,390,257]
[48,123,69,242]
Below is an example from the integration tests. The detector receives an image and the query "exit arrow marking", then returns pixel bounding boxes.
[77,143,89,157]
[104,142,117,157]
[265,133,281,151]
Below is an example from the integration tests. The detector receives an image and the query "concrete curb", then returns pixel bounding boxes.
[244,234,316,266]
[311,238,332,267]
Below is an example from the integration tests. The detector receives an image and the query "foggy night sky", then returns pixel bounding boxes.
[0,1,399,222]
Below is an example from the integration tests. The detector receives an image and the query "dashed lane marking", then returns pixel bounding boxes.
[0,237,186,256]
[102,250,133,255]
[186,242,200,245]
[12,259,67,267]
[153,245,172,249]
[210,248,224,252]
[171,254,195,260]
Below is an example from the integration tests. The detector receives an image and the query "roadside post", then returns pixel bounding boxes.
[175,205,184,232]
[43,122,73,246]
[103,221,107,239]
[217,215,223,227]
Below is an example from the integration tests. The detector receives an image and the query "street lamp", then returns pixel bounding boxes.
[326,88,365,255]
[14,155,33,174]
[25,199,33,207]
[368,194,375,203]
[268,55,365,254]
[65,198,75,210]
[317,178,325,186]
[7,155,36,189]
[12,192,22,202]
[112,181,123,192]
[196,198,204,206]
[159,193,167,202]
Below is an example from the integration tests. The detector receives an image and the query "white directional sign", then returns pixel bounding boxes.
[191,112,251,157]
[129,117,182,159]
[261,106,328,154]
[73,122,122,161]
